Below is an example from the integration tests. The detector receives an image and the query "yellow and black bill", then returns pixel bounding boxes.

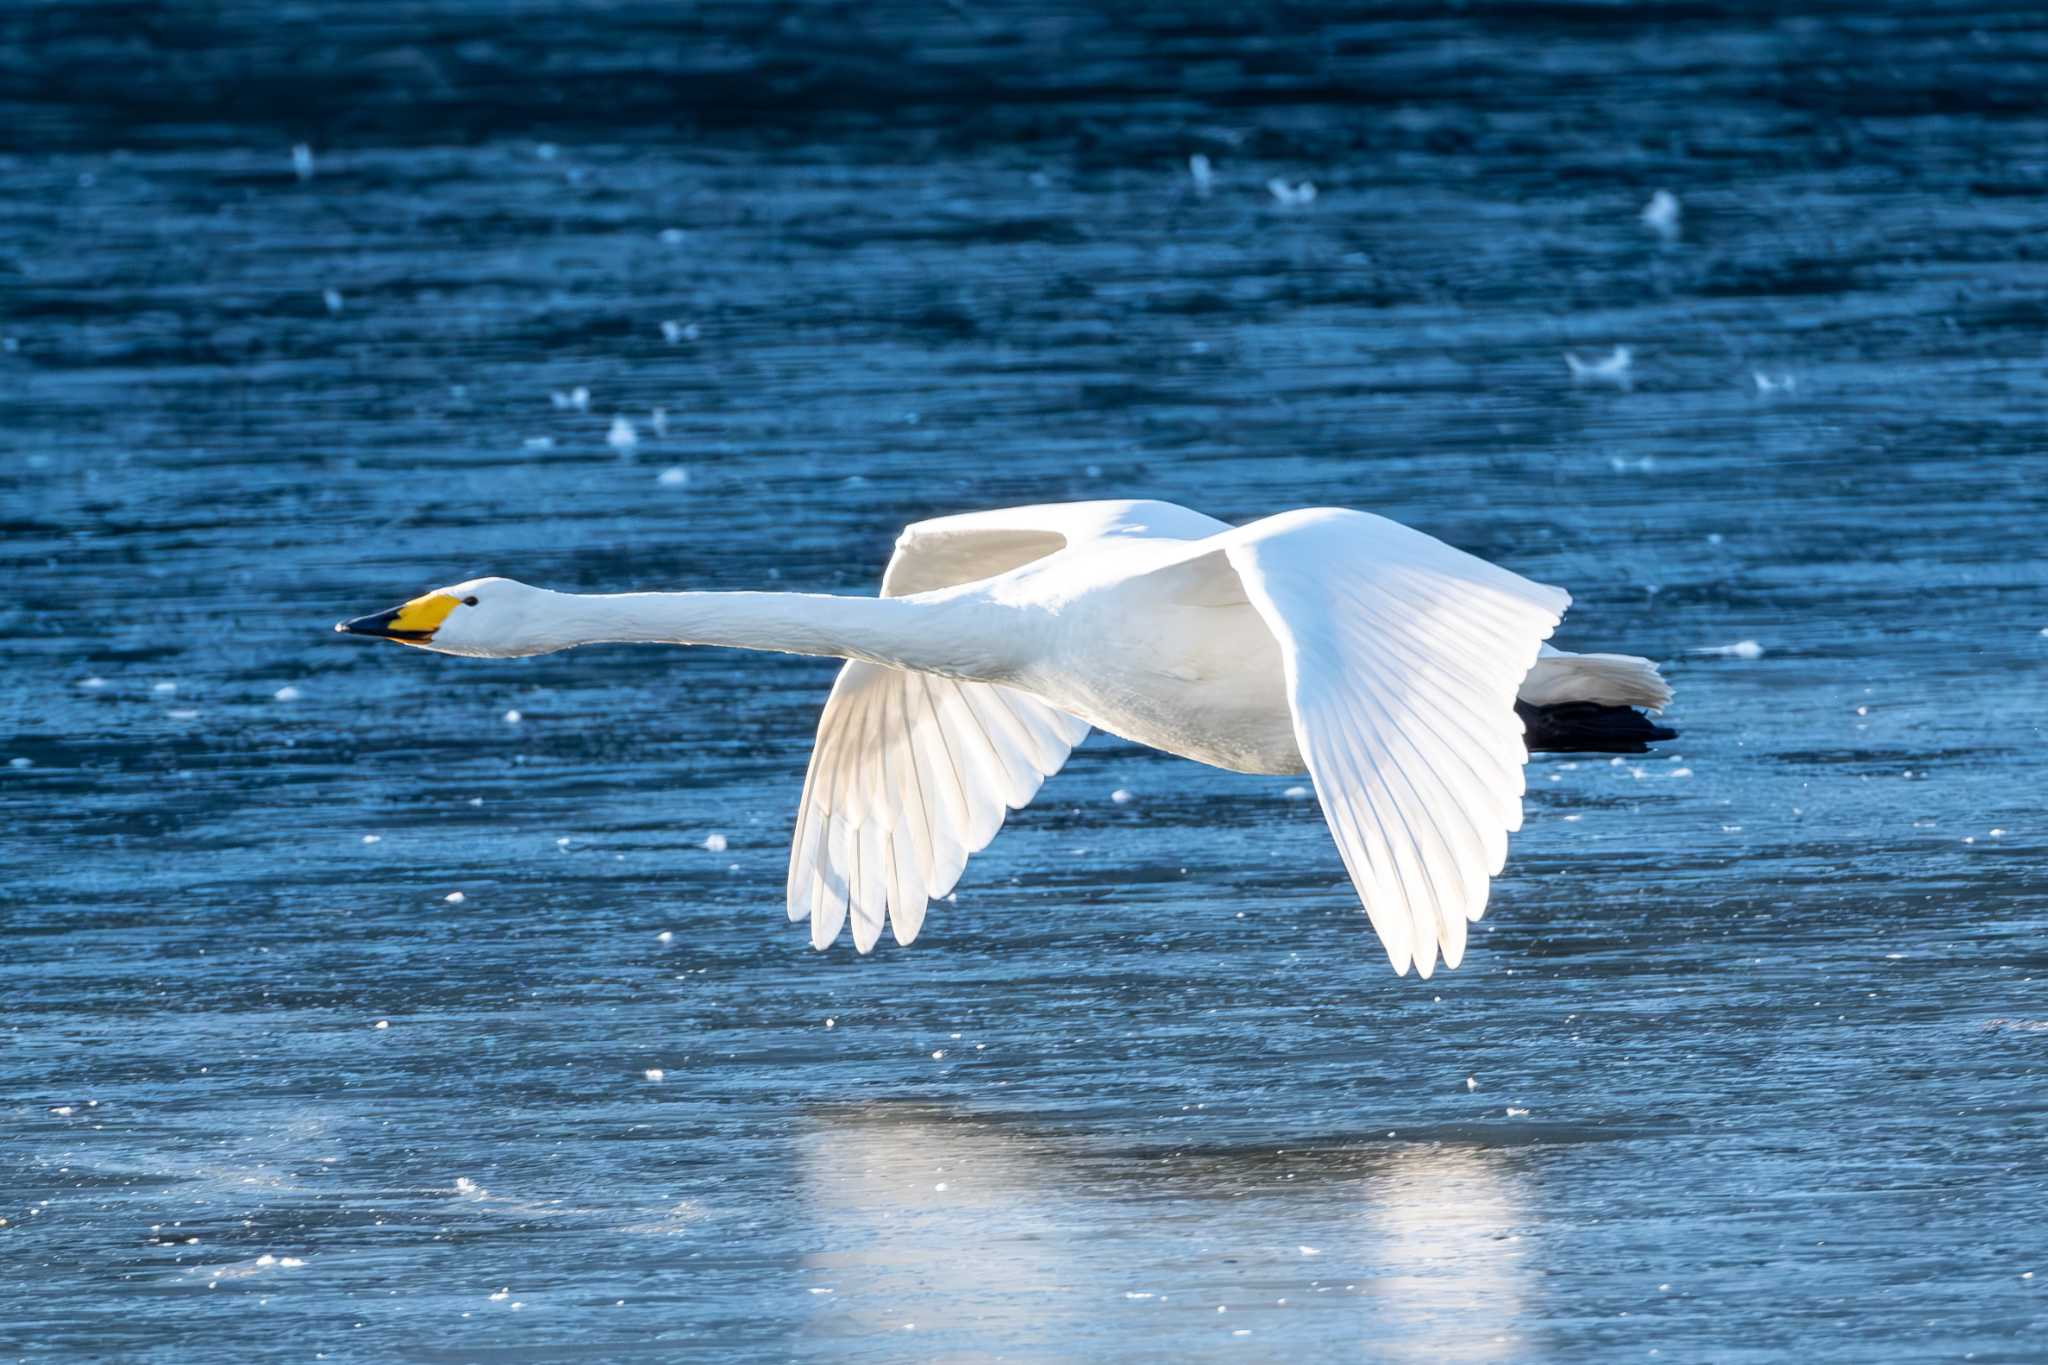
[335,592,460,642]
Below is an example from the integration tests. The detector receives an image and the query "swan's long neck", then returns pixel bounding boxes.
[532,590,1018,678]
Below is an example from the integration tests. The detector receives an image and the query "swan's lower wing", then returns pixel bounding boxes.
[789,662,1089,952]
[1221,509,1570,978]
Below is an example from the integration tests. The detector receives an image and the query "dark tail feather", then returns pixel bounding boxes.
[1516,700,1678,754]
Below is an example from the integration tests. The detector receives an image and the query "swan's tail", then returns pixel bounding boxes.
[1517,699,1677,753]
[1519,647,1672,710]
[1515,647,1675,753]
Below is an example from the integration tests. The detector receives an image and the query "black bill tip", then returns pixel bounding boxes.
[336,607,433,641]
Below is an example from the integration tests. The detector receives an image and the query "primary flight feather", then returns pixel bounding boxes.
[338,500,1675,977]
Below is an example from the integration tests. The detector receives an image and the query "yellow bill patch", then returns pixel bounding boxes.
[388,592,461,635]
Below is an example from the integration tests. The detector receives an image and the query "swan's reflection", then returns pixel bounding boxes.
[792,1102,1535,1358]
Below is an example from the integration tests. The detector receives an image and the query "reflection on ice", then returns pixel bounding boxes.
[792,1102,1535,1357]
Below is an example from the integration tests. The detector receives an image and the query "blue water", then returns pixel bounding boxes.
[3,5,2046,1360]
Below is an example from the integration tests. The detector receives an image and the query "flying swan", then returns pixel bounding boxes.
[338,501,1675,977]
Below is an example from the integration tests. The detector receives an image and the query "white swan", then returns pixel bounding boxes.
[338,501,1674,977]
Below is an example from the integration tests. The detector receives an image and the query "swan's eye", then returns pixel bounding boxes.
[463,596,480,607]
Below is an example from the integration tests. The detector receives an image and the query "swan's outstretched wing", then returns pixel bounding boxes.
[790,665,1089,951]
[1222,509,1570,978]
[794,500,1226,952]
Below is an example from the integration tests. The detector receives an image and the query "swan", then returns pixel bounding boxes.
[337,501,1675,977]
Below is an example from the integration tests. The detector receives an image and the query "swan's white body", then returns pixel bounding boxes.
[341,500,1672,977]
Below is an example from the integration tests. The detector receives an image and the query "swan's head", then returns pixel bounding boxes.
[335,577,567,658]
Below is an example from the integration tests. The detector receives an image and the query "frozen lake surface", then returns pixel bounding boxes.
[3,4,2045,1359]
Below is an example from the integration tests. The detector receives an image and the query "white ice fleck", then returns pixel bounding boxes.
[657,466,689,488]
[824,1018,835,1028]
[702,833,728,852]
[1298,1245,1320,1256]
[1266,177,1316,207]
[1753,370,1797,395]
[1283,785,1310,799]
[933,1182,947,1192]
[1669,767,1693,778]
[550,386,591,412]
[503,709,522,724]
[361,834,381,845]
[523,436,555,451]
[644,1069,665,1082]
[1506,1106,1531,1117]
[8,757,29,770]
[273,686,301,702]
[79,677,108,690]
[1695,640,1764,659]
[1110,788,1134,804]
[607,416,638,453]
[489,1289,510,1302]
[444,891,466,904]
[930,1050,946,1060]
[1465,1076,1477,1091]
[1640,189,1681,239]
[656,930,674,943]
[1566,345,1634,388]
[373,1020,389,1030]
[658,227,687,245]
[154,681,178,694]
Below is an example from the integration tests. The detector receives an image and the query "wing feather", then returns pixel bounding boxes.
[1223,508,1568,977]
[790,500,1227,952]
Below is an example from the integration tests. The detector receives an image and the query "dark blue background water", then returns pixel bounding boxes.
[3,4,2045,1360]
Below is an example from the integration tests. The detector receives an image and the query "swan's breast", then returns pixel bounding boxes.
[1029,599,1306,776]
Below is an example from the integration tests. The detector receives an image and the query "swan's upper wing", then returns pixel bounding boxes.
[879,499,1229,596]
[1220,509,1570,978]
[793,500,1225,952]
